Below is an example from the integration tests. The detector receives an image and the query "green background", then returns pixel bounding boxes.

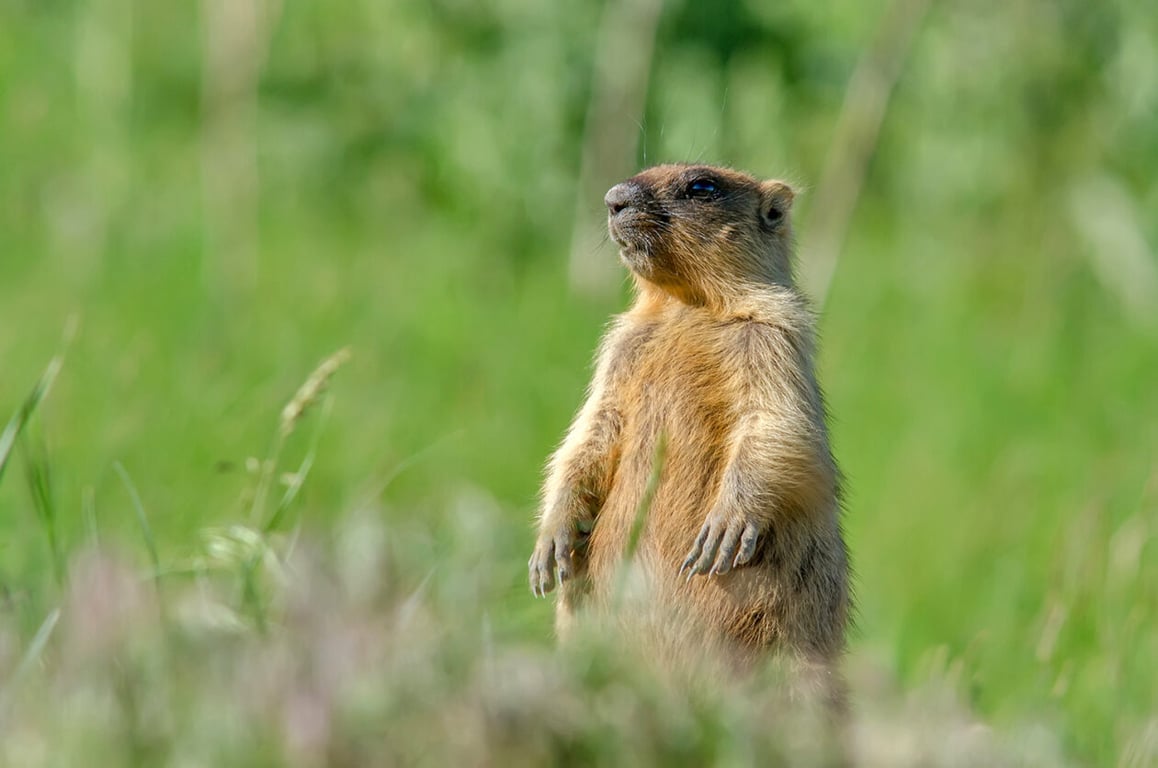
[1,0,1155,763]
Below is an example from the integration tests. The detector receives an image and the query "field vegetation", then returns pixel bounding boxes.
[1,0,1155,764]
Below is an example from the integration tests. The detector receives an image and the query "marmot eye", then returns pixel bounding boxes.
[686,178,719,197]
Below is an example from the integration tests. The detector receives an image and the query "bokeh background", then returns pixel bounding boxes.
[1,0,1156,764]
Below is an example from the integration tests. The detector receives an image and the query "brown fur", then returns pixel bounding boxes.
[529,164,850,698]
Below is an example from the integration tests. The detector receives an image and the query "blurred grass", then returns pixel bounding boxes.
[1,0,1156,764]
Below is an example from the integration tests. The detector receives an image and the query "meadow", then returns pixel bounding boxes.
[1,0,1156,764]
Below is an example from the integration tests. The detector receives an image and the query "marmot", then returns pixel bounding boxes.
[529,164,849,694]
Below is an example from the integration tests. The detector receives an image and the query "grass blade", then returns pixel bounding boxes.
[264,394,332,533]
[114,462,161,595]
[83,485,99,547]
[0,353,64,488]
[250,347,350,527]
[12,607,60,683]
[624,432,666,562]
[21,431,63,588]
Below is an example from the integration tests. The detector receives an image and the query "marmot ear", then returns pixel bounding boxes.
[759,180,795,229]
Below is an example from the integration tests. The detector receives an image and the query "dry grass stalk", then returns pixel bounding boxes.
[567,0,663,296]
[800,0,932,308]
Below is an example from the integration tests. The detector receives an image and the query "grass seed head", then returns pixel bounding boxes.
[280,347,352,437]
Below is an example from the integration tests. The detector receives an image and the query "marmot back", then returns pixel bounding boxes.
[529,164,849,694]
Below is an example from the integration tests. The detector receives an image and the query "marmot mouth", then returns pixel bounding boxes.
[611,228,655,276]
[611,234,650,266]
[608,216,654,254]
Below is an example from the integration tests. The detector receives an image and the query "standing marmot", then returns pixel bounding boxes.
[529,164,849,692]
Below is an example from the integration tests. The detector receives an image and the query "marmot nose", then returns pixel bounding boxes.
[605,182,642,215]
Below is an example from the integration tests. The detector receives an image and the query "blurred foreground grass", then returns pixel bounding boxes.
[0,517,1078,767]
[2,0,1157,764]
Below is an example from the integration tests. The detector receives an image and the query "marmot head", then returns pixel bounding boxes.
[604,164,796,306]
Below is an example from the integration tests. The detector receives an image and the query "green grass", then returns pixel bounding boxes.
[1,0,1156,764]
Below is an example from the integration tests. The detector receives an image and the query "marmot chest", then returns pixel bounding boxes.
[587,319,747,580]
[607,320,748,525]
[617,319,743,446]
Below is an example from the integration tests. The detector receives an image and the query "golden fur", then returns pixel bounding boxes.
[529,164,849,694]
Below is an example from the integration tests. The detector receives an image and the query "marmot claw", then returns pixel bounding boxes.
[528,525,578,597]
[680,516,761,580]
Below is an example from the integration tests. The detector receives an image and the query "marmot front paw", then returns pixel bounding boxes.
[679,514,761,579]
[528,524,580,597]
